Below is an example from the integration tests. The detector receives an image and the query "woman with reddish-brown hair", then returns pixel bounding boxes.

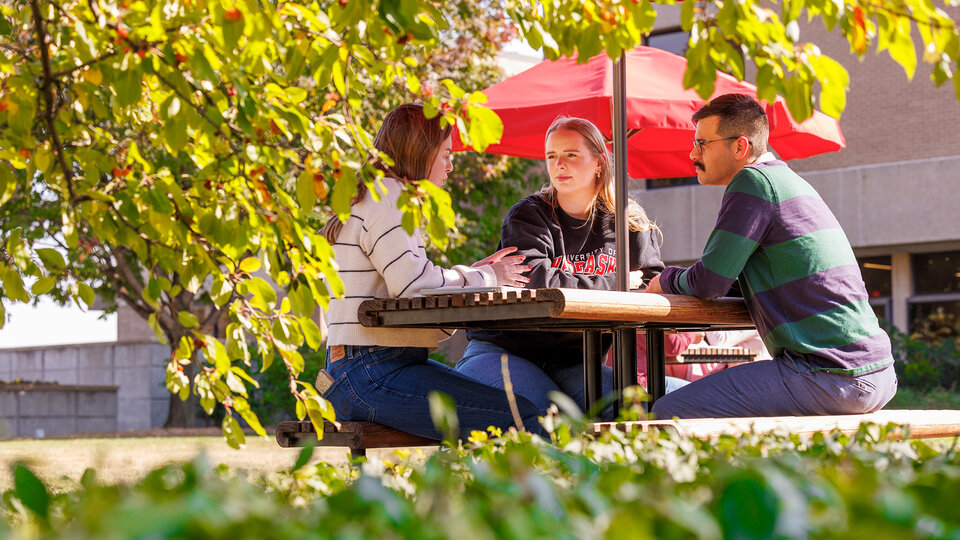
[320,103,544,439]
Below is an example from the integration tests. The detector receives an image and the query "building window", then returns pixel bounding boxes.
[913,251,960,295]
[908,250,960,339]
[647,29,689,56]
[859,256,892,325]
[645,176,698,190]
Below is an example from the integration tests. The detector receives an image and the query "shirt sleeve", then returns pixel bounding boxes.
[500,200,613,289]
[360,184,496,297]
[661,169,775,298]
[631,228,665,286]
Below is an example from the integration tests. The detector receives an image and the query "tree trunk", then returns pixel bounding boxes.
[163,348,199,428]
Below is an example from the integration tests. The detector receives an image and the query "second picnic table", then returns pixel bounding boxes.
[358,287,753,413]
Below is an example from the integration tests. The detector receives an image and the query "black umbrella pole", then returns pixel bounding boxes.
[612,52,629,293]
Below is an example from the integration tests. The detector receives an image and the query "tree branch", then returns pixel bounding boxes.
[50,49,119,79]
[29,0,78,202]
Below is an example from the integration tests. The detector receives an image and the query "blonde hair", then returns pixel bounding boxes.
[322,103,453,243]
[541,117,658,234]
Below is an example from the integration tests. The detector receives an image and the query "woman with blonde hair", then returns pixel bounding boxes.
[457,116,686,416]
[321,103,544,439]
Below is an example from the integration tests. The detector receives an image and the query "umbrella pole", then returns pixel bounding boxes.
[612,53,629,294]
[611,52,637,414]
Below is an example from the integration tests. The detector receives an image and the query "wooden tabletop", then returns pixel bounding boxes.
[358,288,752,331]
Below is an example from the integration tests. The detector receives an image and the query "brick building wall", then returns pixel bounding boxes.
[791,13,960,173]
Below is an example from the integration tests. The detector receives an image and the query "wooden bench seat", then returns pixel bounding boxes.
[595,409,960,440]
[275,420,439,458]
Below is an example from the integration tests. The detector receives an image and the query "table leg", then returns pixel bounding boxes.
[613,327,637,415]
[582,330,603,413]
[646,329,666,404]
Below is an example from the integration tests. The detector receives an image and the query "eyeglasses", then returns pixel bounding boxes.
[692,136,750,153]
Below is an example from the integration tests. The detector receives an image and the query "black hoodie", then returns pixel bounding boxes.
[467,193,665,368]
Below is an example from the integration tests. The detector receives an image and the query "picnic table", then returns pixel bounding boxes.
[358,287,753,413]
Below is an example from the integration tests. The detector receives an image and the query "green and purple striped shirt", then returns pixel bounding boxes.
[660,158,893,374]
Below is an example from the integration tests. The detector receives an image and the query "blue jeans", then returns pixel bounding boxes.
[651,350,899,419]
[456,339,688,420]
[322,345,545,439]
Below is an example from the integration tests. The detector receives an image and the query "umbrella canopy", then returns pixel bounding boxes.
[456,46,845,179]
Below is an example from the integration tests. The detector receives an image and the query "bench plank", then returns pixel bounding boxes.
[276,420,439,457]
[594,409,960,440]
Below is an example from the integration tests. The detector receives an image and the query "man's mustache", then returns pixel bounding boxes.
[694,161,705,171]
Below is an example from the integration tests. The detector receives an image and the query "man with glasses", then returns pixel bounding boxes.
[646,93,897,419]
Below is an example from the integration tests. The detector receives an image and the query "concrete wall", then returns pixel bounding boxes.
[0,384,118,438]
[0,342,169,431]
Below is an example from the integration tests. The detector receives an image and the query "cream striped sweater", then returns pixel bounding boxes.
[324,177,497,348]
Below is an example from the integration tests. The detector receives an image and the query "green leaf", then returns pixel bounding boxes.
[428,391,458,442]
[13,464,49,520]
[465,105,504,153]
[286,86,308,103]
[211,338,231,375]
[239,257,261,274]
[296,170,317,211]
[295,398,306,420]
[247,276,277,311]
[784,74,814,122]
[77,282,95,308]
[36,248,66,273]
[301,317,322,349]
[31,275,56,295]
[115,67,143,108]
[258,339,274,373]
[289,282,316,318]
[887,22,917,80]
[304,393,337,429]
[292,444,315,471]
[681,0,695,32]
[281,349,305,376]
[440,78,466,99]
[147,313,168,344]
[177,310,200,328]
[230,366,259,389]
[225,371,246,394]
[330,166,357,220]
[0,165,14,207]
[222,415,246,449]
[810,55,848,119]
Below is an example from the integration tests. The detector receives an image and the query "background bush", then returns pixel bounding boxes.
[889,328,960,391]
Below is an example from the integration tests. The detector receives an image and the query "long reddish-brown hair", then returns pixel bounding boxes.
[323,103,452,242]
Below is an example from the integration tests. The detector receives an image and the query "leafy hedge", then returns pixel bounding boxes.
[889,328,960,391]
[3,411,959,539]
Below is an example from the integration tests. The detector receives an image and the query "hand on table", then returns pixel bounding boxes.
[473,246,531,287]
[645,274,664,293]
[629,270,645,290]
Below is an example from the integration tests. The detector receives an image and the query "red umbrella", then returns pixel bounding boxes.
[456,46,844,179]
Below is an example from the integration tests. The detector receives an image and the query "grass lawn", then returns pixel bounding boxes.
[886,386,960,409]
[0,434,387,493]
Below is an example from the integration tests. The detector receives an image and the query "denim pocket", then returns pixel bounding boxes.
[322,372,376,423]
